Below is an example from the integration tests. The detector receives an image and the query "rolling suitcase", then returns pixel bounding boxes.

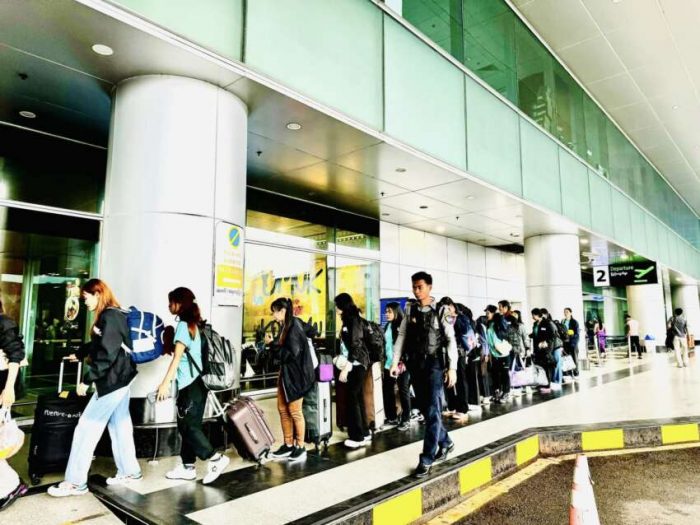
[225,396,274,463]
[28,359,88,485]
[363,362,385,431]
[303,381,332,450]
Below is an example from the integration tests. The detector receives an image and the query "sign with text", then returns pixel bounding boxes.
[214,221,244,306]
[594,261,657,287]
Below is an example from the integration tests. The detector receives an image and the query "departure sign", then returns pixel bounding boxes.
[593,261,657,287]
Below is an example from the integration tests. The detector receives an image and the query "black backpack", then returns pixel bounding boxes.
[361,318,385,363]
[553,320,569,343]
[186,322,237,391]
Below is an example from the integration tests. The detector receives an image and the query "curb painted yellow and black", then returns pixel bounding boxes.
[291,417,700,525]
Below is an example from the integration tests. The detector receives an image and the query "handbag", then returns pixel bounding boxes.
[0,409,24,460]
[493,339,512,358]
[509,355,530,388]
[562,354,576,373]
[533,364,549,387]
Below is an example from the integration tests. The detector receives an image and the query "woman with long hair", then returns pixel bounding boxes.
[48,279,140,497]
[334,293,370,449]
[382,302,405,427]
[157,287,229,484]
[268,297,316,462]
[448,302,472,422]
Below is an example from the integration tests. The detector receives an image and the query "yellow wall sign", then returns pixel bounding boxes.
[215,222,244,306]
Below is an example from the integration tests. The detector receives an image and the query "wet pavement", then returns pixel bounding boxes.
[463,447,700,524]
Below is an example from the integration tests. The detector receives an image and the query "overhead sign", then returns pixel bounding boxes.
[214,221,244,306]
[594,261,657,287]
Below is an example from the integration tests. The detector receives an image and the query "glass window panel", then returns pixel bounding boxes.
[583,96,609,177]
[553,64,586,158]
[246,210,332,251]
[403,0,463,59]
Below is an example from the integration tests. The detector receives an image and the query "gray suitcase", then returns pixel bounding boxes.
[303,381,332,450]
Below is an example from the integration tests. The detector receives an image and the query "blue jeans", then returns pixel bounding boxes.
[553,348,563,384]
[410,356,452,466]
[65,385,140,486]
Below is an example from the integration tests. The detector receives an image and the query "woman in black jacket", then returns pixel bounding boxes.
[334,293,371,449]
[0,301,28,511]
[48,279,140,497]
[268,297,316,462]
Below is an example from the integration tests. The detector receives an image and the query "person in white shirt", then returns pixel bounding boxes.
[625,314,642,359]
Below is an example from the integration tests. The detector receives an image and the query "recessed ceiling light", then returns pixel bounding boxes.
[580,238,589,245]
[395,167,406,173]
[466,195,475,200]
[286,122,302,131]
[581,265,589,270]
[510,233,520,238]
[381,213,390,217]
[91,44,114,56]
[620,253,628,260]
[419,205,428,209]
[672,105,679,110]
[676,278,684,283]
[19,110,36,119]
[436,226,446,234]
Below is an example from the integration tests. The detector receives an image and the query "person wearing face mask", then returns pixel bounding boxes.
[48,279,140,497]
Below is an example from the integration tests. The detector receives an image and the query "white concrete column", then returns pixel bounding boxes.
[672,283,700,338]
[525,234,585,352]
[101,75,247,404]
[626,283,666,348]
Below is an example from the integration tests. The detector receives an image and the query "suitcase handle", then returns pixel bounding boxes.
[244,422,260,444]
[58,357,82,394]
[323,399,328,424]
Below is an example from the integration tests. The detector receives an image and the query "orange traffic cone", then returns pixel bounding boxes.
[569,454,601,525]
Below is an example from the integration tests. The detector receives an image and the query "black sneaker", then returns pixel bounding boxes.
[288,446,307,463]
[398,421,411,432]
[0,481,28,511]
[434,441,455,463]
[414,463,432,478]
[270,444,294,460]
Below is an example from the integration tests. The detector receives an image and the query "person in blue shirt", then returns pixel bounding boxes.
[156,287,229,485]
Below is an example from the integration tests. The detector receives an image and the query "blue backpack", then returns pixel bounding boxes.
[123,307,165,364]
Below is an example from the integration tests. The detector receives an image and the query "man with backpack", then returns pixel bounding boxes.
[390,271,458,478]
[668,308,689,368]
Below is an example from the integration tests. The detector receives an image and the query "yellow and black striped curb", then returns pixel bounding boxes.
[294,417,700,525]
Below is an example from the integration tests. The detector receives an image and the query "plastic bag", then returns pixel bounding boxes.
[0,409,24,460]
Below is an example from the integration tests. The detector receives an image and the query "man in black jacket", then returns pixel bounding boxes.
[531,308,557,393]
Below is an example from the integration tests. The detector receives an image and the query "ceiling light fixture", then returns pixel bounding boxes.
[581,265,589,270]
[510,233,520,238]
[676,278,684,283]
[381,212,390,217]
[395,167,406,173]
[620,253,629,260]
[419,205,428,209]
[286,122,302,131]
[466,195,475,200]
[580,238,589,245]
[91,44,114,56]
[19,110,36,119]
[672,105,679,110]
[436,226,446,234]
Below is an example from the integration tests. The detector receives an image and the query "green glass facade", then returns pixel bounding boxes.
[402,0,699,249]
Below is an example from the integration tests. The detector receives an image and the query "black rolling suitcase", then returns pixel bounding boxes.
[28,359,89,485]
[303,381,332,450]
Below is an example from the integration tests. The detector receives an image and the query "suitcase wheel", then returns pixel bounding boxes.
[30,473,41,486]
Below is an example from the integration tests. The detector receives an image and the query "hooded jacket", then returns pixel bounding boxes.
[279,317,317,403]
[77,308,137,396]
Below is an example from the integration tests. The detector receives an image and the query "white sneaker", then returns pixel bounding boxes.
[468,404,482,412]
[344,439,367,449]
[364,434,372,443]
[480,396,491,406]
[106,473,143,486]
[166,464,197,481]
[203,454,230,485]
[48,481,89,497]
[563,376,573,384]
[511,389,523,397]
[525,386,533,394]
[550,383,562,391]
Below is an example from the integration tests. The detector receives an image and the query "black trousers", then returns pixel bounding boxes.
[382,368,398,421]
[564,341,579,376]
[466,354,480,406]
[629,336,642,357]
[176,377,214,464]
[446,354,469,413]
[346,365,369,441]
[490,353,511,396]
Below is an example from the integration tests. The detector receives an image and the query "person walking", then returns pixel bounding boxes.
[390,271,458,478]
[335,293,371,449]
[0,301,27,510]
[382,302,411,429]
[48,279,141,497]
[156,287,229,484]
[668,308,689,368]
[562,308,580,377]
[625,314,642,359]
[268,297,316,461]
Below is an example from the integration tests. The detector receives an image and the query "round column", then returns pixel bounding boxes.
[672,283,700,338]
[626,284,666,350]
[101,76,247,423]
[525,234,585,354]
